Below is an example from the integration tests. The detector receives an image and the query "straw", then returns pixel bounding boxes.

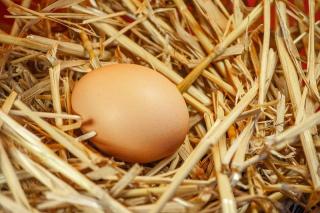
[0,139,32,211]
[275,15,320,189]
[151,82,258,212]
[0,110,129,213]
[0,193,30,213]
[1,0,320,211]
[177,2,264,93]
[211,92,237,213]
[258,0,271,106]
[110,164,142,197]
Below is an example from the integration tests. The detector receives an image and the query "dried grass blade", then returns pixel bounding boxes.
[275,2,315,99]
[146,154,177,176]
[111,164,142,197]
[120,0,191,65]
[80,31,101,69]
[82,11,126,24]
[194,0,227,36]
[0,91,17,128]
[9,145,77,194]
[306,0,320,99]
[222,121,254,167]
[183,93,211,114]
[43,0,85,12]
[258,0,271,105]
[121,185,198,198]
[211,92,237,213]
[173,0,214,53]
[0,111,130,213]
[276,30,320,189]
[275,92,286,134]
[0,33,48,52]
[14,100,98,170]
[49,62,63,127]
[9,110,81,120]
[273,111,320,146]
[151,82,258,213]
[44,192,103,210]
[264,49,277,95]
[0,140,32,210]
[27,34,105,58]
[0,193,30,213]
[177,2,263,92]
[231,126,253,172]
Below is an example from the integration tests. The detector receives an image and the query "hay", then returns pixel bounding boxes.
[0,0,320,212]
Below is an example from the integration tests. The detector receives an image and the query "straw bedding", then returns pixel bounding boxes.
[0,0,320,212]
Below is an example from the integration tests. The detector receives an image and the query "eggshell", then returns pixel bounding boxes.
[71,64,189,163]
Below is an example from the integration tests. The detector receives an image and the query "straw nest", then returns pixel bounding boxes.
[0,0,320,212]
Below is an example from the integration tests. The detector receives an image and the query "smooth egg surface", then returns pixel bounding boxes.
[71,64,189,163]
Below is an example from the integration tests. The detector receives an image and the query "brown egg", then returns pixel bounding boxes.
[71,64,189,163]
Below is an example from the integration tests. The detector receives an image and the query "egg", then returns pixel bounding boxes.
[71,64,189,163]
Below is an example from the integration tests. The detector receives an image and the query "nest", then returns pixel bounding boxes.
[0,0,320,212]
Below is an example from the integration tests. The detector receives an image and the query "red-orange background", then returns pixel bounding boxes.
[0,0,318,33]
[0,0,53,32]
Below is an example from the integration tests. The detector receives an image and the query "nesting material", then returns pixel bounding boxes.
[0,0,320,212]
